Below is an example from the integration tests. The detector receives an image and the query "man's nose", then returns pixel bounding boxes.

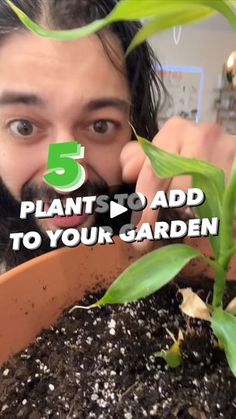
[42,134,89,186]
[53,130,87,159]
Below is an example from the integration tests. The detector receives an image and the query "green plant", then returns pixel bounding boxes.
[6,0,236,375]
[5,0,236,51]
[82,131,236,376]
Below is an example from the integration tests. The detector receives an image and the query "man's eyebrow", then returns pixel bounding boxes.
[0,93,131,115]
[0,91,44,106]
[83,98,131,115]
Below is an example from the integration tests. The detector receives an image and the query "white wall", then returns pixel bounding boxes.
[150,26,236,122]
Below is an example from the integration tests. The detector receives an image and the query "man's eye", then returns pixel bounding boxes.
[91,120,115,134]
[8,120,37,138]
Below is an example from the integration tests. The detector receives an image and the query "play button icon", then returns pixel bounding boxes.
[110,201,128,219]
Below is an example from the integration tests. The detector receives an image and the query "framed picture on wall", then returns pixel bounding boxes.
[157,65,205,126]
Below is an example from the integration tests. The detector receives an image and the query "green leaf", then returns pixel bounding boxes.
[212,307,236,376]
[212,160,236,308]
[6,0,236,42]
[5,0,107,41]
[136,133,225,258]
[109,0,236,29]
[219,160,236,268]
[127,7,214,54]
[94,244,201,306]
[191,173,222,257]
[109,0,207,20]
[137,135,225,191]
[155,341,182,368]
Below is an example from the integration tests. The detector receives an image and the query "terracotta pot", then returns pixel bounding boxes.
[0,236,235,367]
[0,237,141,366]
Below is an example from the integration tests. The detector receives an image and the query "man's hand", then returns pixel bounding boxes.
[120,117,236,250]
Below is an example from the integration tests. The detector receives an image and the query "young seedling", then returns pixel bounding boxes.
[155,329,184,368]
[87,130,236,377]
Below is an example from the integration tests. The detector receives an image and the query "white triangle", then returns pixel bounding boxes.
[110,201,128,219]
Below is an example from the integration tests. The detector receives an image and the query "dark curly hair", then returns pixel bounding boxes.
[0,0,165,140]
[0,0,166,271]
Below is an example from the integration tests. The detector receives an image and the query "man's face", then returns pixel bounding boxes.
[0,31,132,233]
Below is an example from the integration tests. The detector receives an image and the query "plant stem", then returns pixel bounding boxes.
[212,266,227,308]
[212,161,236,308]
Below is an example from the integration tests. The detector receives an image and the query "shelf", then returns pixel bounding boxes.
[214,87,236,92]
[216,108,236,112]
[158,116,195,121]
[218,116,236,121]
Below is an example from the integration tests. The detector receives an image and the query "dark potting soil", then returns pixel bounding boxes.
[1,278,236,419]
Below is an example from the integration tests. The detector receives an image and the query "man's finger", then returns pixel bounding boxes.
[132,120,184,251]
[120,141,146,183]
[132,157,171,251]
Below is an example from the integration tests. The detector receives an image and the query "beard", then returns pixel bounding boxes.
[0,173,135,272]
